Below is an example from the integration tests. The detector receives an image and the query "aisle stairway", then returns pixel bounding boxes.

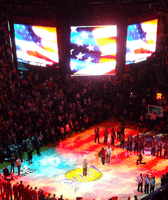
[152,64,166,86]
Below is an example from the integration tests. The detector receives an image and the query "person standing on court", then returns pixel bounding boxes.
[34,133,41,156]
[83,159,88,176]
[100,147,106,165]
[2,178,7,199]
[18,181,24,200]
[110,127,116,146]
[164,141,168,158]
[106,145,112,163]
[10,156,15,173]
[6,180,12,200]
[0,174,3,197]
[32,186,38,200]
[137,173,143,192]
[150,176,155,193]
[103,127,108,144]
[94,126,100,143]
[26,136,33,164]
[157,141,162,158]
[144,174,150,194]
[16,157,21,176]
[13,182,19,200]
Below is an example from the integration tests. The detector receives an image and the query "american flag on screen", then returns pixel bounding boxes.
[70,26,117,75]
[14,24,59,66]
[126,19,158,64]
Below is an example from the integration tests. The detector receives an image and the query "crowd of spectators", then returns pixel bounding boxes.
[1,63,167,162]
[0,65,108,161]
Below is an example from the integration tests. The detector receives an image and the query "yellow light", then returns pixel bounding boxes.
[156,93,162,100]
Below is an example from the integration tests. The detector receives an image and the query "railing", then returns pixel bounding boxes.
[140,183,168,200]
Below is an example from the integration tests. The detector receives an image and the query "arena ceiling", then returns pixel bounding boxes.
[0,0,167,19]
[0,0,167,6]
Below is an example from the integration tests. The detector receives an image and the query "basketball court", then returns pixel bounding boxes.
[1,119,168,200]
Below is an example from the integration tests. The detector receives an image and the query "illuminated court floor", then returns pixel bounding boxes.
[2,120,168,200]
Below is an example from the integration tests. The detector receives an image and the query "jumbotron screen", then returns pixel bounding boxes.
[70,25,117,76]
[14,24,59,67]
[126,19,158,65]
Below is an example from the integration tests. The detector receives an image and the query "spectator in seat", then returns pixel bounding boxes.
[3,167,12,180]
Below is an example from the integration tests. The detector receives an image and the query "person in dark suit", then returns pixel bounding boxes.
[94,127,100,143]
[144,174,150,194]
[150,176,155,193]
[164,141,168,158]
[120,133,125,149]
[151,140,156,156]
[34,133,41,156]
[10,156,15,173]
[110,128,116,146]
[99,147,106,165]
[3,167,12,180]
[38,190,46,200]
[58,194,64,200]
[139,136,145,154]
[157,141,162,158]
[103,127,108,144]
[137,153,142,165]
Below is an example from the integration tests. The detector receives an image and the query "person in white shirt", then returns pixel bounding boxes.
[106,145,112,163]
[137,173,143,192]
[16,157,21,175]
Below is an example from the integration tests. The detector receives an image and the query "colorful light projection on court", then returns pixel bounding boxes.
[65,166,103,182]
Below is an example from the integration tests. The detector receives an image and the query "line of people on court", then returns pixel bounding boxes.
[94,124,127,148]
[127,133,168,159]
[94,126,118,147]
[95,125,125,165]
[131,135,168,159]
[0,174,57,200]
[137,173,155,194]
[94,125,168,160]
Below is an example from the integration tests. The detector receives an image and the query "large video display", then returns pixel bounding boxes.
[126,19,158,65]
[14,24,59,67]
[70,25,117,75]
